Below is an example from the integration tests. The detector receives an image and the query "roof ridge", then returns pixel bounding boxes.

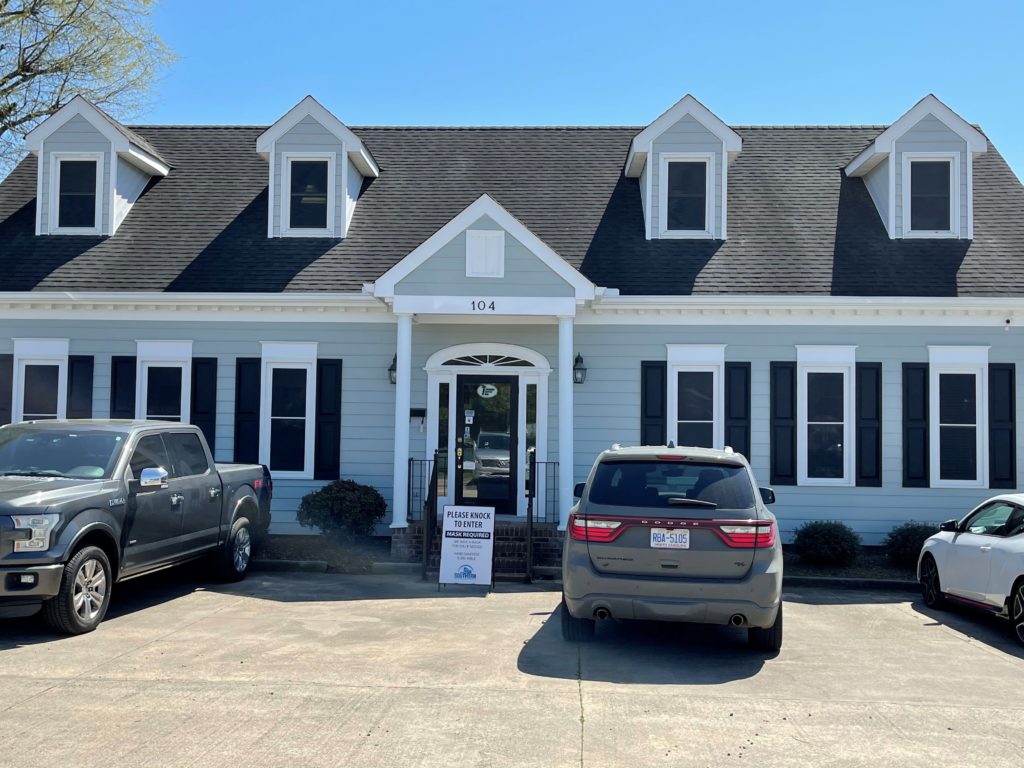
[125,123,892,132]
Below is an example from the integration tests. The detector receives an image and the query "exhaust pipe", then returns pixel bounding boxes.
[594,607,611,620]
[729,614,746,627]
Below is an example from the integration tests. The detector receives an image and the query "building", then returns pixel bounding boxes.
[0,92,1022,546]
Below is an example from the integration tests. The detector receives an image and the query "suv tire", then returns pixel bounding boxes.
[43,545,113,635]
[747,602,783,652]
[560,596,595,642]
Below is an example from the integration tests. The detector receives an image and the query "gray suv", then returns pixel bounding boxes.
[561,445,783,651]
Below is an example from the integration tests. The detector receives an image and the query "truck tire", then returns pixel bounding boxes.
[43,545,113,635]
[215,516,252,582]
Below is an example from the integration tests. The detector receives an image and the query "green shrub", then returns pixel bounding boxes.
[297,479,387,538]
[883,522,938,568]
[792,520,861,567]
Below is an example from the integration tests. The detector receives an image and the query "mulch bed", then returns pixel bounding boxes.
[782,546,916,581]
[257,534,391,574]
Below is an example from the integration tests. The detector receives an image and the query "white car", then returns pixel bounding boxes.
[918,494,1024,645]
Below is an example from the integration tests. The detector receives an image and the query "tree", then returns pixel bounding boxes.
[0,0,173,171]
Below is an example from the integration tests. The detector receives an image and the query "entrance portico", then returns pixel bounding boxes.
[368,194,598,530]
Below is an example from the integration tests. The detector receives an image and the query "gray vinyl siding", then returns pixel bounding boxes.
[113,158,151,232]
[345,156,361,232]
[40,114,112,233]
[573,323,1024,545]
[394,215,575,297]
[272,115,346,238]
[650,114,724,239]
[0,318,395,534]
[863,158,890,233]
[894,115,970,237]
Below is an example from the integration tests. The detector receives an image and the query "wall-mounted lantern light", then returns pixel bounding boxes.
[388,354,397,385]
[573,353,587,384]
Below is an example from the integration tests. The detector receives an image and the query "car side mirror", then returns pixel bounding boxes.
[573,482,586,499]
[137,467,169,493]
[938,519,959,533]
[759,487,776,505]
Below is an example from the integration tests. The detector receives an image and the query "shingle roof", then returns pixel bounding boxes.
[0,123,1022,296]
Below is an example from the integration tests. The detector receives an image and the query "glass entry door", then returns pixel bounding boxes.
[455,375,518,515]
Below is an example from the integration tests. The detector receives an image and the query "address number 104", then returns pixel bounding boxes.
[471,300,496,311]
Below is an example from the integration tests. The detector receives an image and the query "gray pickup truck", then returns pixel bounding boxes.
[0,420,272,634]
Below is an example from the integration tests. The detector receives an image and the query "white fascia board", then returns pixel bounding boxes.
[256,95,379,177]
[372,194,596,300]
[625,94,741,178]
[846,94,987,177]
[122,146,170,177]
[25,96,128,154]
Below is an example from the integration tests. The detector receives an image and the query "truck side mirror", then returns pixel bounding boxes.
[137,466,169,493]
[759,487,776,505]
[573,482,586,499]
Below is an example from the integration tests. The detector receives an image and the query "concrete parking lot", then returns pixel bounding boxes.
[1,570,1022,768]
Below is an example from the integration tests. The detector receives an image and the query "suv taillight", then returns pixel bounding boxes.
[715,521,776,548]
[568,513,626,542]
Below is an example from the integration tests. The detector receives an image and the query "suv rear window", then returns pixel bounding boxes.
[588,460,755,511]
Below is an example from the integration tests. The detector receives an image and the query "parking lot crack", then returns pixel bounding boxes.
[576,645,585,768]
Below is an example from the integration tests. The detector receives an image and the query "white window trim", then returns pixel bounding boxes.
[901,151,961,239]
[48,152,104,235]
[259,342,318,480]
[136,341,192,423]
[796,346,856,487]
[281,152,336,237]
[465,229,505,278]
[12,339,69,422]
[658,152,715,239]
[666,345,725,449]
[928,346,989,489]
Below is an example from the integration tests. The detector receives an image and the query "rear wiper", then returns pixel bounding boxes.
[667,497,718,508]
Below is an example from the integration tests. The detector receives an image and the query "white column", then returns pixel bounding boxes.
[557,316,574,530]
[390,314,413,528]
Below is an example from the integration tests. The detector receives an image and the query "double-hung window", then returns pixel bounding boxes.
[797,347,855,486]
[259,342,317,478]
[666,345,725,449]
[282,154,334,236]
[50,153,102,234]
[902,152,959,237]
[136,341,192,423]
[12,339,69,422]
[929,346,988,488]
[659,153,714,238]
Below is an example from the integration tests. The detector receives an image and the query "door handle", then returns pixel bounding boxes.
[208,487,221,500]
[979,545,992,552]
[170,493,184,507]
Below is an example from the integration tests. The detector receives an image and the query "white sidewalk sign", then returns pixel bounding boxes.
[438,505,495,585]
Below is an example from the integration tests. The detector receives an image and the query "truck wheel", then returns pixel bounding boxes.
[747,602,783,653]
[216,517,252,582]
[43,546,113,635]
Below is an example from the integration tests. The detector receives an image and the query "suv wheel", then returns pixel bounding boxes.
[747,602,783,652]
[43,545,113,635]
[560,595,595,642]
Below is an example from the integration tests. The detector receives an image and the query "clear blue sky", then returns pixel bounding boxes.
[146,0,1023,177]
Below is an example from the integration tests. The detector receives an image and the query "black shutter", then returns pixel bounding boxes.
[770,362,796,485]
[233,358,261,464]
[67,355,94,419]
[989,363,1016,489]
[856,363,882,487]
[640,361,667,445]
[109,356,137,419]
[724,362,751,459]
[314,359,343,480]
[190,358,218,453]
[0,354,12,426]
[902,363,929,488]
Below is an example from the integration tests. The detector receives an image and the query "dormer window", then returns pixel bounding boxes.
[905,155,958,237]
[662,156,712,236]
[283,154,334,236]
[51,154,101,234]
